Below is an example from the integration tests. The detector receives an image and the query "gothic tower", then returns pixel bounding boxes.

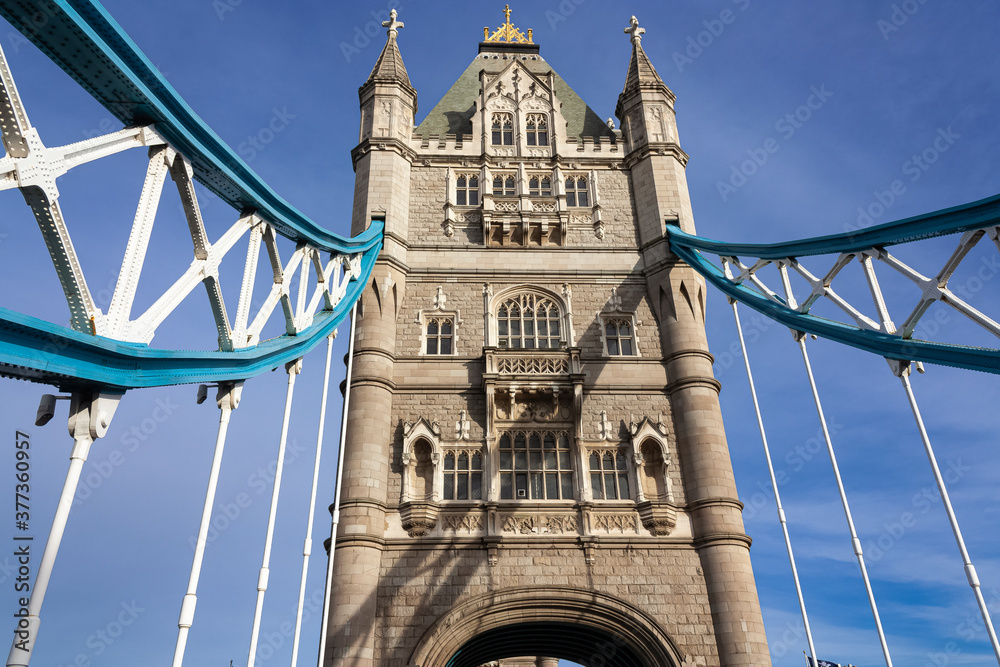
[324,8,771,667]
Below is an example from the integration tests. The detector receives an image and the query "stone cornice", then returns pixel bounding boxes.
[622,142,689,170]
[351,137,418,169]
[665,375,722,395]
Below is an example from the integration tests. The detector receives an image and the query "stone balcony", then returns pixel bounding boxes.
[483,347,581,382]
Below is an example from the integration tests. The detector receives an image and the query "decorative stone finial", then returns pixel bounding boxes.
[625,15,645,46]
[484,4,534,44]
[382,8,404,39]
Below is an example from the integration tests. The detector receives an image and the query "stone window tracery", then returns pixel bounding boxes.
[456,174,480,206]
[603,318,636,356]
[498,430,574,500]
[442,450,483,501]
[589,450,631,500]
[492,112,514,146]
[424,317,454,355]
[496,293,562,349]
[565,176,589,207]
[528,175,552,196]
[493,173,517,196]
[525,114,548,146]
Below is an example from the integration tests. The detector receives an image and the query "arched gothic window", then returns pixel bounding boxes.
[492,113,514,145]
[499,430,573,500]
[443,450,483,501]
[528,175,552,196]
[456,174,480,206]
[425,317,453,355]
[493,174,516,196]
[589,450,631,500]
[604,318,635,356]
[525,114,548,146]
[565,176,589,207]
[496,293,562,349]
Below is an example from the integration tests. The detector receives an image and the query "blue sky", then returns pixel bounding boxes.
[0,1,998,666]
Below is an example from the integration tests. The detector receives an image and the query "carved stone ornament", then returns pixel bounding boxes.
[456,410,471,441]
[591,513,639,534]
[400,501,439,537]
[444,514,483,533]
[500,513,578,534]
[636,500,676,536]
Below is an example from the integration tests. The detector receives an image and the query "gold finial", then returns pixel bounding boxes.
[484,4,534,44]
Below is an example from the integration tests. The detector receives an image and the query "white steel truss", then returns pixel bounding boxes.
[0,43,361,352]
[720,225,1000,346]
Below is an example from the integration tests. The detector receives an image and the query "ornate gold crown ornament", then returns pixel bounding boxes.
[483,4,533,44]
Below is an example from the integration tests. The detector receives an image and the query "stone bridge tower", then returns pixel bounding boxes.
[324,7,771,667]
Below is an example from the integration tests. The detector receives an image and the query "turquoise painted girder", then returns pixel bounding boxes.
[0,0,385,389]
[673,193,1000,259]
[0,236,381,391]
[667,193,1000,375]
[0,0,373,254]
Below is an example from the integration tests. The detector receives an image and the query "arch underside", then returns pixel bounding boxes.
[445,622,646,667]
[409,586,681,667]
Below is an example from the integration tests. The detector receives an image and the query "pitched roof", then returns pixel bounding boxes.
[365,35,412,89]
[622,40,665,97]
[414,50,615,141]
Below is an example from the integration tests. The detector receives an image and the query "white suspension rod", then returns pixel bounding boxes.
[796,337,894,667]
[898,369,1000,664]
[172,382,241,667]
[316,303,357,667]
[731,302,818,663]
[290,336,335,667]
[248,359,302,667]
[7,392,119,667]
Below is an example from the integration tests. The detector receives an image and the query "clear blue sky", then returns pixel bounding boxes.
[0,2,998,666]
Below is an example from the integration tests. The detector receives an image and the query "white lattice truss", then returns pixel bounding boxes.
[0,50,361,351]
[720,226,1000,341]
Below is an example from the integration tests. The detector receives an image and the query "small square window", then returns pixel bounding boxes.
[424,316,455,355]
[456,174,480,206]
[603,317,637,356]
[565,176,589,207]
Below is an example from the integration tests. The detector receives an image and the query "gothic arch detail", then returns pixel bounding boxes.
[409,586,684,667]
[485,285,574,348]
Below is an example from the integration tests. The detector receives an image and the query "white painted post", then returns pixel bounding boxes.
[796,337,893,667]
[247,359,302,667]
[7,391,120,667]
[898,366,1000,665]
[172,382,243,667]
[290,336,335,667]
[316,303,358,667]
[730,301,818,664]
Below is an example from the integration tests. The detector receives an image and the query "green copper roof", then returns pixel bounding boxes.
[414,50,615,141]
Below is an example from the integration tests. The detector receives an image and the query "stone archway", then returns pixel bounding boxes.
[408,586,683,667]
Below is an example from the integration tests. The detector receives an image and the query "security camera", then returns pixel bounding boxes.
[196,384,210,405]
[35,394,57,427]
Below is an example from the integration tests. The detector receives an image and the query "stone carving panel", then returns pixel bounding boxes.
[500,513,579,534]
[591,513,640,534]
[494,390,571,422]
[444,514,483,533]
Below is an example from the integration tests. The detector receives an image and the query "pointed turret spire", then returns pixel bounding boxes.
[364,9,412,90]
[621,15,666,97]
